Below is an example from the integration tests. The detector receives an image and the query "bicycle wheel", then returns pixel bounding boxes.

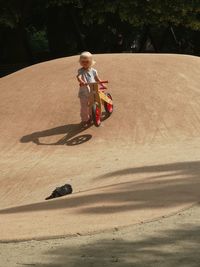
[104,93,113,114]
[92,103,101,127]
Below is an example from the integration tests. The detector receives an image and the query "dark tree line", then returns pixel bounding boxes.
[0,0,199,76]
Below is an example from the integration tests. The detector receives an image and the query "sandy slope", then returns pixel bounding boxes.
[1,203,200,267]
[0,54,200,242]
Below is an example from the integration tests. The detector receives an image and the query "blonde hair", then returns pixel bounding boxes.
[79,51,96,66]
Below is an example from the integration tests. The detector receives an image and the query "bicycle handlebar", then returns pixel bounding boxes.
[99,80,108,84]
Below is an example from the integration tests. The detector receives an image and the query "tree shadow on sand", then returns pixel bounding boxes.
[30,225,200,267]
[1,161,200,215]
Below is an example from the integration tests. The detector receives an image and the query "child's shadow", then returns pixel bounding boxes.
[20,123,92,146]
[20,112,110,146]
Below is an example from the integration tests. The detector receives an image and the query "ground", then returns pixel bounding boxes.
[0,54,200,265]
[0,203,200,267]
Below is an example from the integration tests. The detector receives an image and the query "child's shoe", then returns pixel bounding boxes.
[80,118,92,127]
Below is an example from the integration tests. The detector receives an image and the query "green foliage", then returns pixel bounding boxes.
[27,27,49,53]
[0,0,199,65]
[0,0,21,28]
[46,0,82,8]
[74,0,200,30]
[2,0,198,30]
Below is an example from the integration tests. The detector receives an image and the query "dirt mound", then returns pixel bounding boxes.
[0,54,200,242]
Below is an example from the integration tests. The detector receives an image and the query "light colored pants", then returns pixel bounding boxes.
[80,96,90,122]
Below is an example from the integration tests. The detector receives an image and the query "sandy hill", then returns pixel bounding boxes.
[0,54,200,242]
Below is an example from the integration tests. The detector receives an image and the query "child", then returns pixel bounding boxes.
[76,51,101,125]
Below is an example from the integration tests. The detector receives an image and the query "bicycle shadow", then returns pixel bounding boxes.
[20,123,92,146]
[20,112,110,146]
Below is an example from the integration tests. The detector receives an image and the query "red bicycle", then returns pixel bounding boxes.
[87,81,113,127]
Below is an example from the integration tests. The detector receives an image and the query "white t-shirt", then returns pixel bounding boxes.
[78,67,98,98]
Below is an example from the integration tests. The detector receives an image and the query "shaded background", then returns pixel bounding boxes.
[0,0,199,77]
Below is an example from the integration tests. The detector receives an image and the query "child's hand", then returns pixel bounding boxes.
[80,81,86,86]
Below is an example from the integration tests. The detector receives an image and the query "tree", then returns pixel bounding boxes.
[0,0,199,68]
[0,0,34,63]
[79,0,200,30]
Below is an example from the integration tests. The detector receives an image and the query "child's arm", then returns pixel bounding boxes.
[94,73,102,83]
[76,74,86,86]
